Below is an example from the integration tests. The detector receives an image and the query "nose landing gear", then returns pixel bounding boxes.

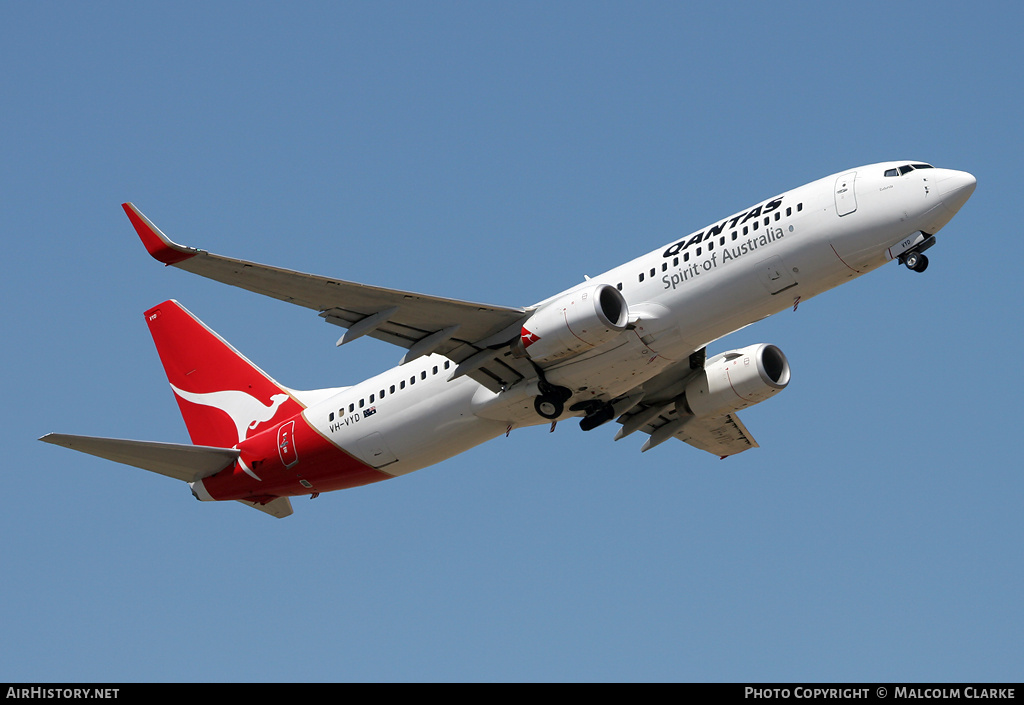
[904,251,929,273]
[898,233,935,274]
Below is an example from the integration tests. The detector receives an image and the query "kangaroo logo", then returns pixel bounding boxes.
[170,384,291,445]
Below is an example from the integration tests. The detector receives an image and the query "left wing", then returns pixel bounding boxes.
[123,203,533,391]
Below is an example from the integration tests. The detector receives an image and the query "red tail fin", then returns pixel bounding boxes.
[145,300,304,448]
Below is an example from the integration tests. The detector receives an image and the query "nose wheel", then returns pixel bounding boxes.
[904,251,929,273]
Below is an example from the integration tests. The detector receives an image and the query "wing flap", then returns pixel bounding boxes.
[39,433,239,483]
[612,355,760,458]
[616,404,759,458]
[674,412,759,457]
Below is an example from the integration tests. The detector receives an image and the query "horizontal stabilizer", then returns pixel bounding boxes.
[236,497,294,518]
[39,433,239,483]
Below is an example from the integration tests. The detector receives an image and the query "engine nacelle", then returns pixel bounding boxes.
[512,283,629,362]
[677,343,791,418]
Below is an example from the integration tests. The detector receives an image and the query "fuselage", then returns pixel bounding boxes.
[191,161,977,502]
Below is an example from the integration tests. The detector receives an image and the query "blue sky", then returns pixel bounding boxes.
[3,1,1022,682]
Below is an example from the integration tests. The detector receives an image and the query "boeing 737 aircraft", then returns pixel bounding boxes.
[40,161,976,517]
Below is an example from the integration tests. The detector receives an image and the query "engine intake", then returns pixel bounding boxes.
[512,283,629,362]
[677,343,790,418]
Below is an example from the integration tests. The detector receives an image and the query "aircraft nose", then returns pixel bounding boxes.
[935,169,977,215]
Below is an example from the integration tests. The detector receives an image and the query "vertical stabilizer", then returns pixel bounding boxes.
[145,300,304,448]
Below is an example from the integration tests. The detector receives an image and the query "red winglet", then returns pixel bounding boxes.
[122,202,197,265]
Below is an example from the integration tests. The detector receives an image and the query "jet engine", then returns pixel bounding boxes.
[677,343,790,418]
[511,283,629,362]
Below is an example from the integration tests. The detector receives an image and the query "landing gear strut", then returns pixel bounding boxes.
[527,358,573,420]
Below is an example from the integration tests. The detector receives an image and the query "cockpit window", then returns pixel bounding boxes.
[887,163,935,177]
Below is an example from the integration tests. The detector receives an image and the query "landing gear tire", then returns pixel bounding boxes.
[578,404,615,432]
[905,252,929,273]
[534,395,564,420]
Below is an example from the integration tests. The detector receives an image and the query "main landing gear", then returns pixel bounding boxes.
[526,357,574,420]
[569,399,616,431]
[534,383,573,419]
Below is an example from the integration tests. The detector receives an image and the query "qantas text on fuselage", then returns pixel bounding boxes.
[40,161,976,518]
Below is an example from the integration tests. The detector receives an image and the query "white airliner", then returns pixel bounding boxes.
[40,161,976,517]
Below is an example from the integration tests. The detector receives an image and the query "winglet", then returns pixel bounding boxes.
[122,202,200,265]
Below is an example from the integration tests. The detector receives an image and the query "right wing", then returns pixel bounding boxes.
[123,203,534,392]
[632,408,759,458]
[612,354,760,458]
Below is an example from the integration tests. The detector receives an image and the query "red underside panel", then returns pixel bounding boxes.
[200,414,393,501]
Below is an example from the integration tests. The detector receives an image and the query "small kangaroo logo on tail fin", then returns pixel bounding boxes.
[170,385,290,445]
